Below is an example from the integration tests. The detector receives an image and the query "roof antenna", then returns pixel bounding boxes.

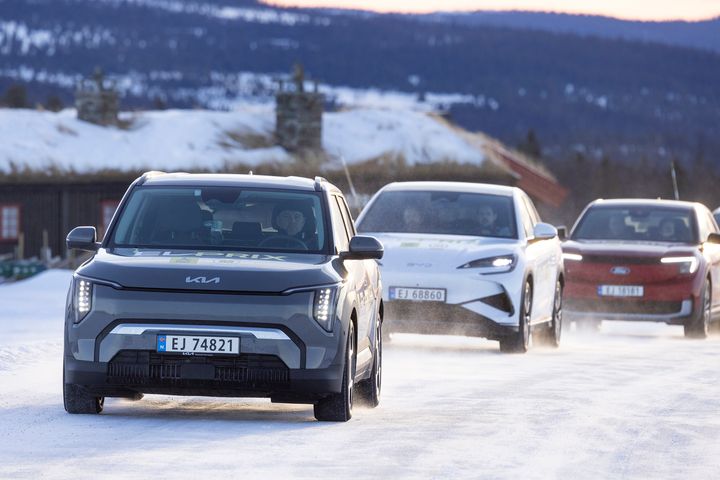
[670,160,679,200]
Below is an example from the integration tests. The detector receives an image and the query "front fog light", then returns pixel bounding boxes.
[313,287,337,331]
[74,278,93,323]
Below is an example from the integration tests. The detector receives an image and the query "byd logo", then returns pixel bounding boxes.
[185,276,221,285]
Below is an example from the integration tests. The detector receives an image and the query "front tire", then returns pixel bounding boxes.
[535,280,563,348]
[685,279,711,339]
[63,382,104,414]
[314,322,355,422]
[357,313,382,408]
[500,280,532,354]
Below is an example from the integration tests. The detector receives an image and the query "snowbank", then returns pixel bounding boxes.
[0,269,71,346]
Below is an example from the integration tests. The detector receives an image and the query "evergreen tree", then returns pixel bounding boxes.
[3,84,28,109]
[517,129,542,158]
[152,96,167,110]
[45,94,64,112]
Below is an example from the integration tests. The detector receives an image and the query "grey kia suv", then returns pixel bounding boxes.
[63,172,384,422]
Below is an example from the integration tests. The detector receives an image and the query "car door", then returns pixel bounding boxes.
[520,193,557,322]
[335,195,375,359]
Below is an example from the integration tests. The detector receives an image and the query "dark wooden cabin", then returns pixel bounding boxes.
[0,179,132,260]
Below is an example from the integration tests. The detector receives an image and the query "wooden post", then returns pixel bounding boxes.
[17,232,24,260]
[41,229,51,263]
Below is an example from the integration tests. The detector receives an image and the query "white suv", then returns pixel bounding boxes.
[356,181,564,353]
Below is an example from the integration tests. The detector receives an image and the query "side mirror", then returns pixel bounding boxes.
[340,236,384,261]
[707,233,720,244]
[556,225,567,241]
[532,222,558,241]
[67,226,100,252]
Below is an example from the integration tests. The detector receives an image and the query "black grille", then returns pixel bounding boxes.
[108,350,289,385]
[580,255,661,265]
[566,299,683,315]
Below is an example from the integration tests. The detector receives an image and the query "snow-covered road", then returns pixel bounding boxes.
[1,271,718,479]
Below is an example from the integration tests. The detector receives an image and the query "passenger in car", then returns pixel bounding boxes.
[403,206,424,231]
[607,215,633,239]
[477,204,511,237]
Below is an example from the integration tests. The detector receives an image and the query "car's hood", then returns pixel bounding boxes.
[562,240,697,259]
[77,248,342,293]
[367,233,519,271]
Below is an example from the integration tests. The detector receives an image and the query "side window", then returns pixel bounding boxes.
[698,211,715,241]
[329,197,350,253]
[706,212,718,234]
[337,196,357,237]
[523,195,541,225]
[517,198,534,238]
[0,204,21,241]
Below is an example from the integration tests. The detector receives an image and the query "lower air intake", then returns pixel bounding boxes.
[108,350,289,385]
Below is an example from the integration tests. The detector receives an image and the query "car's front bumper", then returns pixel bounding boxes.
[65,284,347,402]
[380,268,523,339]
[64,351,343,403]
[564,298,693,324]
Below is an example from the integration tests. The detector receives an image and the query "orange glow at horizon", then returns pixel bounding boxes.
[263,1,720,22]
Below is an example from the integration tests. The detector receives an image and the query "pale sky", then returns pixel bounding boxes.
[264,1,720,21]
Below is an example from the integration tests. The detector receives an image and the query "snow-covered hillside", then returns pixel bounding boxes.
[0,106,487,172]
[1,271,719,479]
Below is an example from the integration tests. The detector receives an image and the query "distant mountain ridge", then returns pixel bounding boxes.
[421,11,720,53]
[0,0,719,169]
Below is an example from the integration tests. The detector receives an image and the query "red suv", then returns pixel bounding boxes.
[563,199,720,338]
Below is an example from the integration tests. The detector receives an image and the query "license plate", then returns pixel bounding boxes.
[157,335,240,355]
[389,287,446,302]
[597,285,644,297]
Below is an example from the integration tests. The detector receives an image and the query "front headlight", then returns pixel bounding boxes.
[660,256,699,275]
[73,277,93,323]
[313,287,339,332]
[458,254,517,273]
[562,252,583,261]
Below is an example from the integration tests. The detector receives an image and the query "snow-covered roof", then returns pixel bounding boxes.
[0,105,488,172]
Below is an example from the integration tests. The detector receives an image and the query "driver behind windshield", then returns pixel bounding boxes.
[271,202,318,249]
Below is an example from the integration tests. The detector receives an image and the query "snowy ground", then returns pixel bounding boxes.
[1,271,719,479]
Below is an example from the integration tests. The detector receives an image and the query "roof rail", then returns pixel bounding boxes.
[314,176,327,192]
[135,170,166,185]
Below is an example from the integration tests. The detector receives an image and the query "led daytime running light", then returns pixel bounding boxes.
[74,278,93,323]
[562,253,583,261]
[660,256,698,274]
[458,255,516,271]
[313,287,336,331]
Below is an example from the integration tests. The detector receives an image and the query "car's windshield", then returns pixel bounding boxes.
[357,190,517,239]
[572,205,698,243]
[109,186,327,253]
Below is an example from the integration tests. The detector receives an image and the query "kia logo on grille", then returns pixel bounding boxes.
[610,266,630,275]
[185,276,221,284]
